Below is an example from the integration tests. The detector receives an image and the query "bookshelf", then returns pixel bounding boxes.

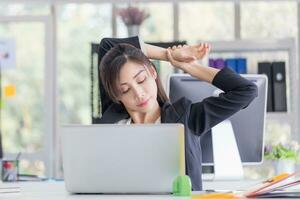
[207,38,299,141]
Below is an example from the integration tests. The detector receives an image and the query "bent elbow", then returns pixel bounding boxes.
[243,83,258,109]
[249,83,258,100]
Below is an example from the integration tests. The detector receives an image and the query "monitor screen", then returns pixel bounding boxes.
[168,73,267,165]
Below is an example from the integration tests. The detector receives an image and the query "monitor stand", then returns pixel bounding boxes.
[211,120,244,180]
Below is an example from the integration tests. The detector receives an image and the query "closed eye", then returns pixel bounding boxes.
[137,77,147,84]
[122,88,130,94]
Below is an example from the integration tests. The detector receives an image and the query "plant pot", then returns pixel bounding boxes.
[275,159,295,175]
[127,25,140,37]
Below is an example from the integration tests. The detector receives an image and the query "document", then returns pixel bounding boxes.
[192,169,300,199]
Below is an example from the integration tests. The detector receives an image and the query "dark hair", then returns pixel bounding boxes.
[99,43,169,105]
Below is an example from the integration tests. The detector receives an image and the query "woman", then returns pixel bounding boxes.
[98,37,258,191]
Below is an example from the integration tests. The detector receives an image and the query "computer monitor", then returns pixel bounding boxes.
[167,73,267,180]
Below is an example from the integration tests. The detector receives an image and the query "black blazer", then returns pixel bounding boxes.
[98,40,258,191]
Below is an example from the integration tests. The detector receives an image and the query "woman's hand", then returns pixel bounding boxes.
[167,46,219,83]
[170,43,211,62]
[166,48,198,72]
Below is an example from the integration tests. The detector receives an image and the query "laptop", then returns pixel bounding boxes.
[61,124,185,194]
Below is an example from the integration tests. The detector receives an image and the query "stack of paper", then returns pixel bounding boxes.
[192,169,300,199]
[244,169,300,198]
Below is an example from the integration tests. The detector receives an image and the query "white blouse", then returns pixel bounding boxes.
[117,117,161,124]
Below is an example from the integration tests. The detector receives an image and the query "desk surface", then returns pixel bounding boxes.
[0,180,299,200]
[4,181,185,200]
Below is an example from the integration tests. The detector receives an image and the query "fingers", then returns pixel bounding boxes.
[195,43,204,52]
[204,43,211,52]
[203,43,211,53]
[199,43,204,50]
[204,43,208,48]
[197,43,209,52]
[171,44,184,50]
[172,43,210,51]
[207,44,211,53]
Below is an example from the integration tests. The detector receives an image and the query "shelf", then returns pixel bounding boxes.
[266,112,292,121]
[209,38,296,53]
[206,38,298,138]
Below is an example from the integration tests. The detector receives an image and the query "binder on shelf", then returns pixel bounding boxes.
[214,58,225,69]
[209,59,215,68]
[209,58,225,69]
[272,61,287,112]
[258,62,274,112]
[212,58,247,73]
[225,58,237,72]
[236,58,247,74]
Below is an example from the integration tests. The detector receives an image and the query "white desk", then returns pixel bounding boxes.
[3,181,184,200]
[0,180,299,200]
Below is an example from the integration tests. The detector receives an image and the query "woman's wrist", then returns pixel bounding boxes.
[145,43,168,61]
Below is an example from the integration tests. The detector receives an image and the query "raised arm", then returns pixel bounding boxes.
[145,43,210,62]
[99,36,210,63]
[166,48,258,136]
[144,44,168,61]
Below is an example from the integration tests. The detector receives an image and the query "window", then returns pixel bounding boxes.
[241,1,297,146]
[179,2,234,44]
[0,20,48,176]
[116,3,173,41]
[0,3,50,15]
[241,1,297,39]
[56,3,112,124]
[139,3,173,41]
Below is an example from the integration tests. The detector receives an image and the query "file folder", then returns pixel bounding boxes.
[258,62,273,112]
[272,61,287,112]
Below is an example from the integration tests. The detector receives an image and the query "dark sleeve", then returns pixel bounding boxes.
[188,67,258,136]
[98,37,141,115]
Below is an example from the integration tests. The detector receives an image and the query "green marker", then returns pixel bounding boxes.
[172,175,192,196]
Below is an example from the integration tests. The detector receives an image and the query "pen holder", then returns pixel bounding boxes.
[1,159,19,182]
[172,175,192,196]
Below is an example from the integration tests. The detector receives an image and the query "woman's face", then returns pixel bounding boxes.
[117,60,158,113]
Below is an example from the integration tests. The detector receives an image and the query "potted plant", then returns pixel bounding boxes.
[264,141,300,174]
[118,6,150,37]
